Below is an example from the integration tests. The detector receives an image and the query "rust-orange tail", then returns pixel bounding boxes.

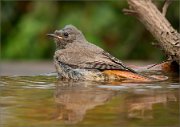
[103,70,153,82]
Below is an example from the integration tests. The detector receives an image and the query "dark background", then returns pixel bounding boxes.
[1,1,179,61]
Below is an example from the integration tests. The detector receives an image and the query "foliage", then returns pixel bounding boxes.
[1,1,179,60]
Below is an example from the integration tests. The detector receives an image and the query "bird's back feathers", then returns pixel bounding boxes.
[55,41,136,73]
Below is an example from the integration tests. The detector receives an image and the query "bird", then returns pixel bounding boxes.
[47,25,152,82]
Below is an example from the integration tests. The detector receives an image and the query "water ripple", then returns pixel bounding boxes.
[22,83,55,89]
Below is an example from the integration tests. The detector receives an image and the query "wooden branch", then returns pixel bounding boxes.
[125,0,180,64]
[162,0,172,16]
[123,8,138,15]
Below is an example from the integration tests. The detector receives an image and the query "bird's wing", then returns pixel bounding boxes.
[55,46,136,73]
[78,51,136,73]
[101,52,137,73]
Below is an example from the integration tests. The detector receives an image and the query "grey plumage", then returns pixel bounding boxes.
[49,25,136,77]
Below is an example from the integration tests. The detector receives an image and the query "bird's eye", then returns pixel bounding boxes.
[63,32,69,37]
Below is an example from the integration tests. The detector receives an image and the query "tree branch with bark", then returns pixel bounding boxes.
[123,0,180,71]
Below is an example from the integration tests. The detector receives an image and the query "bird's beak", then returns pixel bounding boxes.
[46,34,62,40]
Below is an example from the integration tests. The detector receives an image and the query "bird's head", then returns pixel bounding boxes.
[47,25,85,49]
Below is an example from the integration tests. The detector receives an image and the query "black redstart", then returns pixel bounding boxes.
[47,25,152,81]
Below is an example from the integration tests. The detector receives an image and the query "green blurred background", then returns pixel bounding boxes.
[1,1,179,61]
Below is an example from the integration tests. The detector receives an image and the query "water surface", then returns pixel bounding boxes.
[0,72,179,127]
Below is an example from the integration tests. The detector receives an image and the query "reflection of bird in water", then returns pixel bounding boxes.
[52,81,115,124]
[126,90,177,119]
